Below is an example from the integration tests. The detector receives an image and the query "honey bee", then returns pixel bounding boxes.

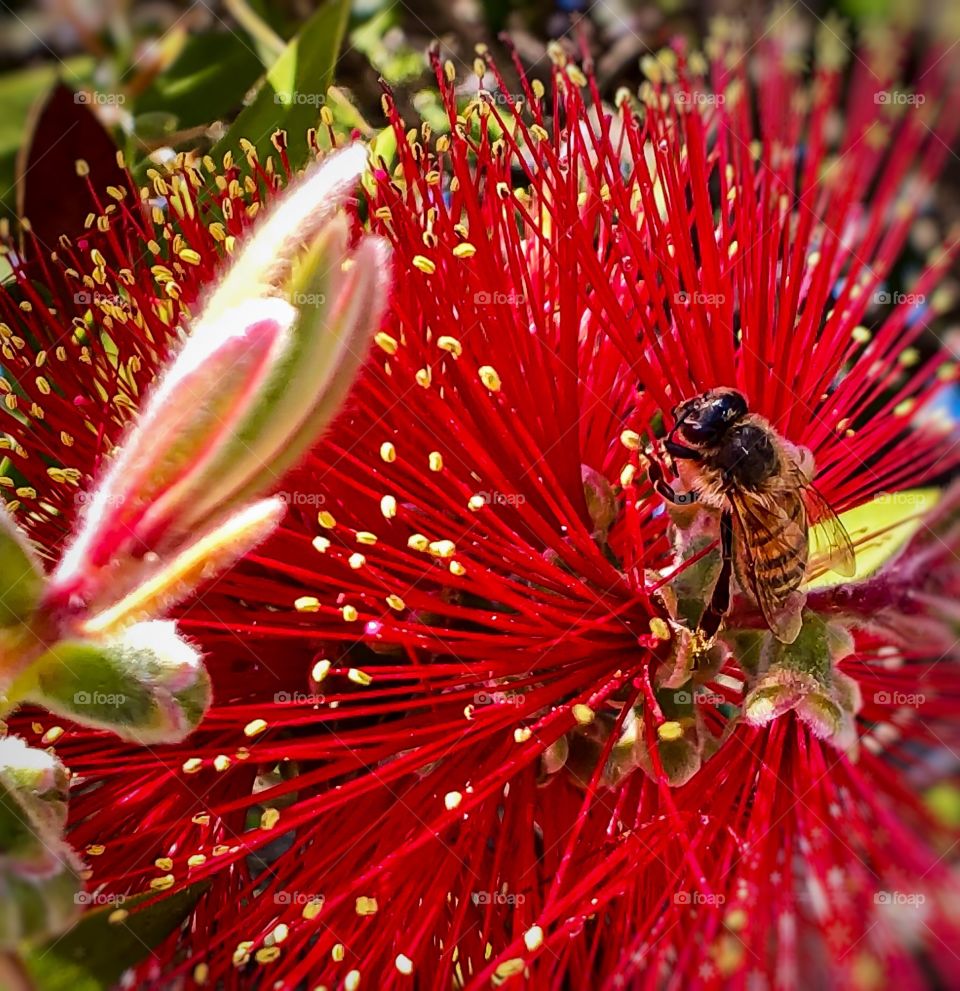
[648,388,855,643]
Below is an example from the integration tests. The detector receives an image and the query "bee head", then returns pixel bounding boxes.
[672,388,748,446]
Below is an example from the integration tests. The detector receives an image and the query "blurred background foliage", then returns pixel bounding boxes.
[0,0,948,224]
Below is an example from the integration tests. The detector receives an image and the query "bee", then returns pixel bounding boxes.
[648,388,855,643]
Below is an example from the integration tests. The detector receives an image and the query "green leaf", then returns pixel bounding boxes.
[212,0,351,172]
[805,488,941,590]
[133,32,264,131]
[23,884,206,991]
[0,513,44,627]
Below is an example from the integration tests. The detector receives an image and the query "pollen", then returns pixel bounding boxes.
[244,719,268,738]
[478,365,502,391]
[449,560,466,576]
[386,594,405,611]
[620,464,637,486]
[620,429,642,450]
[468,494,486,511]
[295,596,321,612]
[255,947,281,965]
[380,495,397,518]
[342,605,359,622]
[155,857,173,870]
[317,510,336,529]
[453,242,476,258]
[395,954,414,975]
[345,970,361,991]
[408,533,429,551]
[852,326,872,343]
[260,808,280,830]
[348,552,366,569]
[375,332,398,355]
[150,875,175,891]
[312,536,331,553]
[356,531,378,545]
[41,726,63,744]
[188,854,206,867]
[524,926,544,951]
[332,944,345,962]
[444,790,463,810]
[86,844,105,856]
[412,254,436,274]
[213,755,231,772]
[303,898,324,920]
[429,539,456,558]
[380,441,396,462]
[355,896,378,915]
[416,367,432,387]
[312,659,332,682]
[348,667,373,686]
[437,336,463,357]
[109,909,129,924]
[658,721,685,742]
[429,451,444,471]
[514,727,532,743]
[572,704,595,725]
[649,617,671,641]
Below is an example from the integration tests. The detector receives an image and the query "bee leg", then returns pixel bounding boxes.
[700,511,734,639]
[647,458,699,506]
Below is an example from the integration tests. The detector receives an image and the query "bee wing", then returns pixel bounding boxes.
[796,474,857,578]
[727,492,805,643]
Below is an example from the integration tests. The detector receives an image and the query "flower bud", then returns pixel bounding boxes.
[0,737,71,875]
[26,622,210,745]
[0,514,44,628]
[45,144,389,620]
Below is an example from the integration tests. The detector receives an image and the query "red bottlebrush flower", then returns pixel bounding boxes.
[3,15,960,990]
